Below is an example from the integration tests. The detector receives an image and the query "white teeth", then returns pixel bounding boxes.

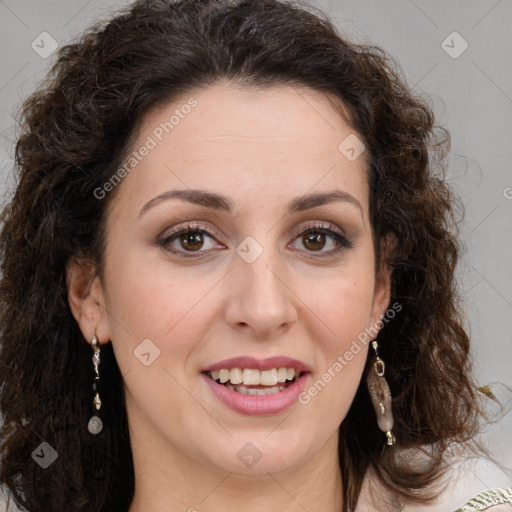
[242,368,260,385]
[260,369,278,386]
[229,384,285,395]
[208,367,302,386]
[229,368,243,385]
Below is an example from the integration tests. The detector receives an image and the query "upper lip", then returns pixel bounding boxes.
[201,356,311,373]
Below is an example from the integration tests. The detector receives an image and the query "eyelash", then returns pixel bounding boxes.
[157,222,354,259]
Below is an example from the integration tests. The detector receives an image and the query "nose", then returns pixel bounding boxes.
[223,248,298,339]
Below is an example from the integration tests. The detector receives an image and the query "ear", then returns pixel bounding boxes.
[370,234,396,327]
[66,257,111,345]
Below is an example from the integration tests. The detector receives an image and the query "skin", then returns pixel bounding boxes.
[67,81,392,512]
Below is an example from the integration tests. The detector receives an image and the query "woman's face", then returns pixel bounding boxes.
[73,82,391,479]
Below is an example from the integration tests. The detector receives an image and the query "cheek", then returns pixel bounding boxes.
[102,255,218,425]
[308,267,376,348]
[105,241,181,328]
[102,246,222,366]
[297,266,374,416]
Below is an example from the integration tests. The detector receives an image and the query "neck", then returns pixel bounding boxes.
[127,429,344,512]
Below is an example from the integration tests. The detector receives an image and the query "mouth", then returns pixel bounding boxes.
[201,356,312,414]
[203,367,303,396]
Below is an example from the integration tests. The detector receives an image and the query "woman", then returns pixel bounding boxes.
[0,0,510,510]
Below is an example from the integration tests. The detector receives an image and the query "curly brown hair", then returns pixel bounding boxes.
[0,0,484,510]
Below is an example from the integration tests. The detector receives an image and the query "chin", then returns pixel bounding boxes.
[203,432,312,475]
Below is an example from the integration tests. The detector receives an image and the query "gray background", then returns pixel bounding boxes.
[1,0,511,473]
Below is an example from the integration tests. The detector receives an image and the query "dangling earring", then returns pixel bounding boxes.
[87,334,103,435]
[367,340,396,446]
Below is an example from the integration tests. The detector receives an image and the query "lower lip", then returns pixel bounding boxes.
[201,372,309,415]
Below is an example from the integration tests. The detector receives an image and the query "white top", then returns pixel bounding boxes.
[355,446,512,512]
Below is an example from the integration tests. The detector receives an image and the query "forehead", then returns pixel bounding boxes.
[109,82,369,219]
[137,81,361,157]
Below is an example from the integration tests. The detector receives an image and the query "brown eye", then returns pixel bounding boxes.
[158,223,224,257]
[290,224,354,258]
[178,232,204,251]
[302,232,326,251]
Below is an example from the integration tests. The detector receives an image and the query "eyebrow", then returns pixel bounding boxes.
[138,188,363,218]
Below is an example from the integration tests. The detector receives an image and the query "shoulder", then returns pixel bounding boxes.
[433,447,512,512]
[356,445,512,512]
[404,448,512,512]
